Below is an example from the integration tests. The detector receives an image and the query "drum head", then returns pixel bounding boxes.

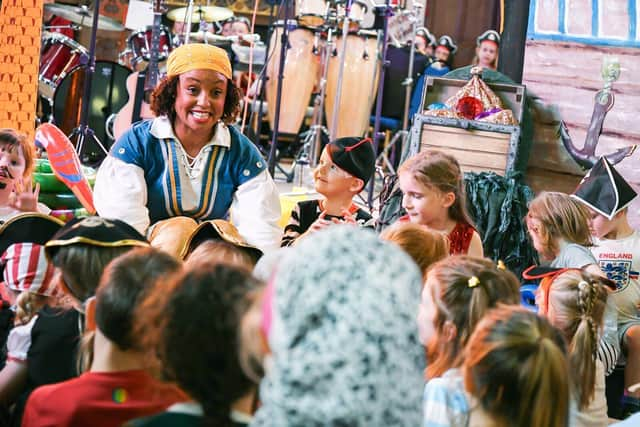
[52,61,130,162]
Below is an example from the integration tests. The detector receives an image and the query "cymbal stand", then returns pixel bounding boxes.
[68,0,110,164]
[376,3,421,174]
[366,0,393,209]
[266,0,293,176]
[329,0,355,140]
[183,0,196,44]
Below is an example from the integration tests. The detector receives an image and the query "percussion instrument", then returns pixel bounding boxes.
[325,30,379,138]
[127,25,174,63]
[296,0,327,29]
[266,21,320,135]
[39,32,88,101]
[44,3,124,31]
[166,6,233,22]
[52,61,131,146]
[335,0,368,33]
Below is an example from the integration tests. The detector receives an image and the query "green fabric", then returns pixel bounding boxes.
[464,170,539,280]
[445,66,534,173]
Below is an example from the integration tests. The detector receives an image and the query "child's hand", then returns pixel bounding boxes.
[340,209,357,225]
[308,211,332,232]
[9,177,40,213]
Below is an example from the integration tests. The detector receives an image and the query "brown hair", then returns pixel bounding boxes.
[0,128,34,178]
[527,191,592,259]
[150,76,241,125]
[424,255,520,379]
[380,222,449,279]
[541,269,607,410]
[398,149,474,227]
[185,239,255,272]
[463,305,569,427]
[136,264,261,427]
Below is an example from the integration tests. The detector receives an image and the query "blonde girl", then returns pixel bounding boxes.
[463,305,570,427]
[526,191,620,375]
[418,256,520,426]
[538,269,609,426]
[398,149,483,257]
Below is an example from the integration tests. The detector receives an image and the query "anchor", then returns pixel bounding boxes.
[559,56,636,170]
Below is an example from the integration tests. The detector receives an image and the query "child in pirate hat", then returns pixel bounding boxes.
[281,137,375,247]
[473,29,500,70]
[571,157,640,414]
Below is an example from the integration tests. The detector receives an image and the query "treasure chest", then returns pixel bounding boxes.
[409,74,526,175]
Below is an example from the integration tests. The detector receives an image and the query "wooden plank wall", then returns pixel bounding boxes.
[522,39,640,228]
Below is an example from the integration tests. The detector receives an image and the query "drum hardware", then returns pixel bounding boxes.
[366,0,404,208]
[266,0,296,177]
[376,2,422,175]
[329,0,358,140]
[43,3,124,32]
[166,5,234,23]
[64,0,116,165]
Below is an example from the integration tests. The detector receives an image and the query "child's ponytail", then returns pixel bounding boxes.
[464,305,570,427]
[547,271,607,409]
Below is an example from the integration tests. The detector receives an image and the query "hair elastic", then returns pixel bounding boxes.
[468,276,480,288]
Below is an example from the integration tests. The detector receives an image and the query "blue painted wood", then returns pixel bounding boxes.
[528,0,640,47]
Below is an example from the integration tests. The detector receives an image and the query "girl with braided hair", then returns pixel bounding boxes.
[537,269,610,426]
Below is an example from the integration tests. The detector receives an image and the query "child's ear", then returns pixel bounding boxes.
[442,319,457,342]
[349,177,365,193]
[441,191,456,208]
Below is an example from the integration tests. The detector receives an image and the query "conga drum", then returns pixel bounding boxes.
[266,20,319,135]
[325,30,379,138]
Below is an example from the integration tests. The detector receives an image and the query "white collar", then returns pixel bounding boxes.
[150,116,231,148]
[166,401,204,416]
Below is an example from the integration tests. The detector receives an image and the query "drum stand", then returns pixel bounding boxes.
[376,3,422,174]
[266,0,293,176]
[67,0,110,164]
[366,0,394,209]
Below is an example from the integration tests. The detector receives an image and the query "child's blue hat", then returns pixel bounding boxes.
[571,156,637,220]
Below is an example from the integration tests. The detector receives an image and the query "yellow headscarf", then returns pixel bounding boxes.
[166,43,232,80]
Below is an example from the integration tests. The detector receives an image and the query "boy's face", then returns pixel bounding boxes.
[313,149,362,197]
[0,143,26,190]
[587,208,618,239]
[435,46,450,62]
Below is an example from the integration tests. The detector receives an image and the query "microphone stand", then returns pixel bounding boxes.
[329,0,354,140]
[68,1,109,165]
[366,0,393,209]
[266,0,292,176]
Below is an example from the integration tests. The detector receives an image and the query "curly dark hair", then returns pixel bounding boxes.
[150,75,241,125]
[136,264,261,427]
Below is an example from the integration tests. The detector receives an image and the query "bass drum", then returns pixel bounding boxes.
[53,61,131,161]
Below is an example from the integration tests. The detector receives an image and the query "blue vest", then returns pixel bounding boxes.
[110,120,266,225]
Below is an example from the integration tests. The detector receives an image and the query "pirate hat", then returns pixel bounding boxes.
[416,27,437,47]
[0,213,64,280]
[571,157,637,220]
[477,29,501,46]
[437,35,458,54]
[45,216,149,261]
[326,137,376,185]
[186,219,263,263]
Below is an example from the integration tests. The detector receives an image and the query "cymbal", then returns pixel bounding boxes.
[167,6,234,23]
[44,4,124,32]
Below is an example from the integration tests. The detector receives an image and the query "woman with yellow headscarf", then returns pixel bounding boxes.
[94,44,282,253]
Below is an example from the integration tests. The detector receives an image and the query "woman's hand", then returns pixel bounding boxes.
[9,177,40,213]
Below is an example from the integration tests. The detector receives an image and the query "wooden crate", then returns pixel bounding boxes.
[408,77,526,176]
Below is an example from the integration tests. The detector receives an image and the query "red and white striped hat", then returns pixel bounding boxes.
[0,243,58,296]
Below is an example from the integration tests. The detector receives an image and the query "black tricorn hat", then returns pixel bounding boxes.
[437,35,458,54]
[0,213,64,278]
[571,156,637,221]
[416,27,437,47]
[477,29,501,46]
[326,137,376,185]
[45,216,149,261]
